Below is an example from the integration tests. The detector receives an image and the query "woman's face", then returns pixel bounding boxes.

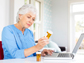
[19,11,36,28]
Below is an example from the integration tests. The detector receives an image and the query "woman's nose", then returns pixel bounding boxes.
[29,18,32,23]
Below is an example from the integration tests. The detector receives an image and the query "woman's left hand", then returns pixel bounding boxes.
[41,49,54,56]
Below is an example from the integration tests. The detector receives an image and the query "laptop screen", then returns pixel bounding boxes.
[72,33,84,54]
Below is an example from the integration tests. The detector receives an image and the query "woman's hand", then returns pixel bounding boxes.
[41,49,54,56]
[36,37,49,50]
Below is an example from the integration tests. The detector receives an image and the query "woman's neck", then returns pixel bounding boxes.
[14,23,25,34]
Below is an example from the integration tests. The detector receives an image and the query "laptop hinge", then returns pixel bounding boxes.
[72,53,75,59]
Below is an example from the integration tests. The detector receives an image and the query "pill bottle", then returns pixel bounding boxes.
[46,30,53,39]
[36,51,41,62]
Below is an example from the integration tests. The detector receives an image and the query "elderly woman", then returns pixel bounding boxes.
[2,4,54,59]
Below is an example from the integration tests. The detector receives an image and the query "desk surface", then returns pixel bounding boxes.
[0,54,84,63]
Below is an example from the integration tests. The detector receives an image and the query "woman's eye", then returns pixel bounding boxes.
[27,16,30,18]
[32,19,35,21]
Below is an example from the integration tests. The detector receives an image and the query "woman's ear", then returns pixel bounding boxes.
[19,14,23,20]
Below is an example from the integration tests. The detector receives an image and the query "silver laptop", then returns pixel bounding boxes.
[44,33,84,60]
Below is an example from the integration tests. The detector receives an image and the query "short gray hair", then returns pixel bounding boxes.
[16,4,37,22]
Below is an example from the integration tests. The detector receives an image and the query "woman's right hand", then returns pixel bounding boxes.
[36,37,49,50]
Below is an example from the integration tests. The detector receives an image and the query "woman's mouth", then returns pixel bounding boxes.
[27,24,30,26]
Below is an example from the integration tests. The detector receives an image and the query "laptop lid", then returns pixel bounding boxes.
[72,33,84,54]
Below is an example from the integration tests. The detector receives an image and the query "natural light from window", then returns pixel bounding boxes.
[71,3,84,54]
[72,4,84,12]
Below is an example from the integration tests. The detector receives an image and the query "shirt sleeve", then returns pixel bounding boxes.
[2,27,25,59]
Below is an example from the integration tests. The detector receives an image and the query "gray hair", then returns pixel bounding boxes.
[16,4,37,22]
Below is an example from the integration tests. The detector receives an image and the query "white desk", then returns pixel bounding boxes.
[0,54,84,63]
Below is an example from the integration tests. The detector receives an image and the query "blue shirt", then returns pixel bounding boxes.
[2,25,36,59]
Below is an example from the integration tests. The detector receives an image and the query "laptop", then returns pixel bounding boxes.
[44,33,84,60]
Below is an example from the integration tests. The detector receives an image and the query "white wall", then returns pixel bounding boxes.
[14,0,24,24]
[0,0,10,40]
[52,0,69,51]
[10,0,24,24]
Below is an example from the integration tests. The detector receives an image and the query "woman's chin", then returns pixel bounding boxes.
[25,26,30,29]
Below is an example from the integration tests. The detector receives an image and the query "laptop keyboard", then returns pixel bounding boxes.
[58,53,71,57]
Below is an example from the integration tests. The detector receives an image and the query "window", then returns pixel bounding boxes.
[28,0,43,41]
[34,0,42,41]
[70,2,84,53]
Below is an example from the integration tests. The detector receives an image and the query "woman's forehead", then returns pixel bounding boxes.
[26,11,36,17]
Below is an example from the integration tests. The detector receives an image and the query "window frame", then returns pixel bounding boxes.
[29,0,44,41]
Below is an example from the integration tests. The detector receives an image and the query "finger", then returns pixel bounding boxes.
[42,40,49,44]
[45,37,48,39]
[48,50,54,55]
[49,50,52,55]
[39,37,45,41]
[50,50,53,55]
[40,37,49,41]
[49,50,54,52]
[43,39,49,42]
[42,41,49,45]
[38,40,49,47]
[50,50,54,53]
[43,37,49,40]
[45,50,51,55]
[41,51,46,56]
[42,53,46,56]
[40,39,49,44]
[51,50,54,52]
[38,38,43,41]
